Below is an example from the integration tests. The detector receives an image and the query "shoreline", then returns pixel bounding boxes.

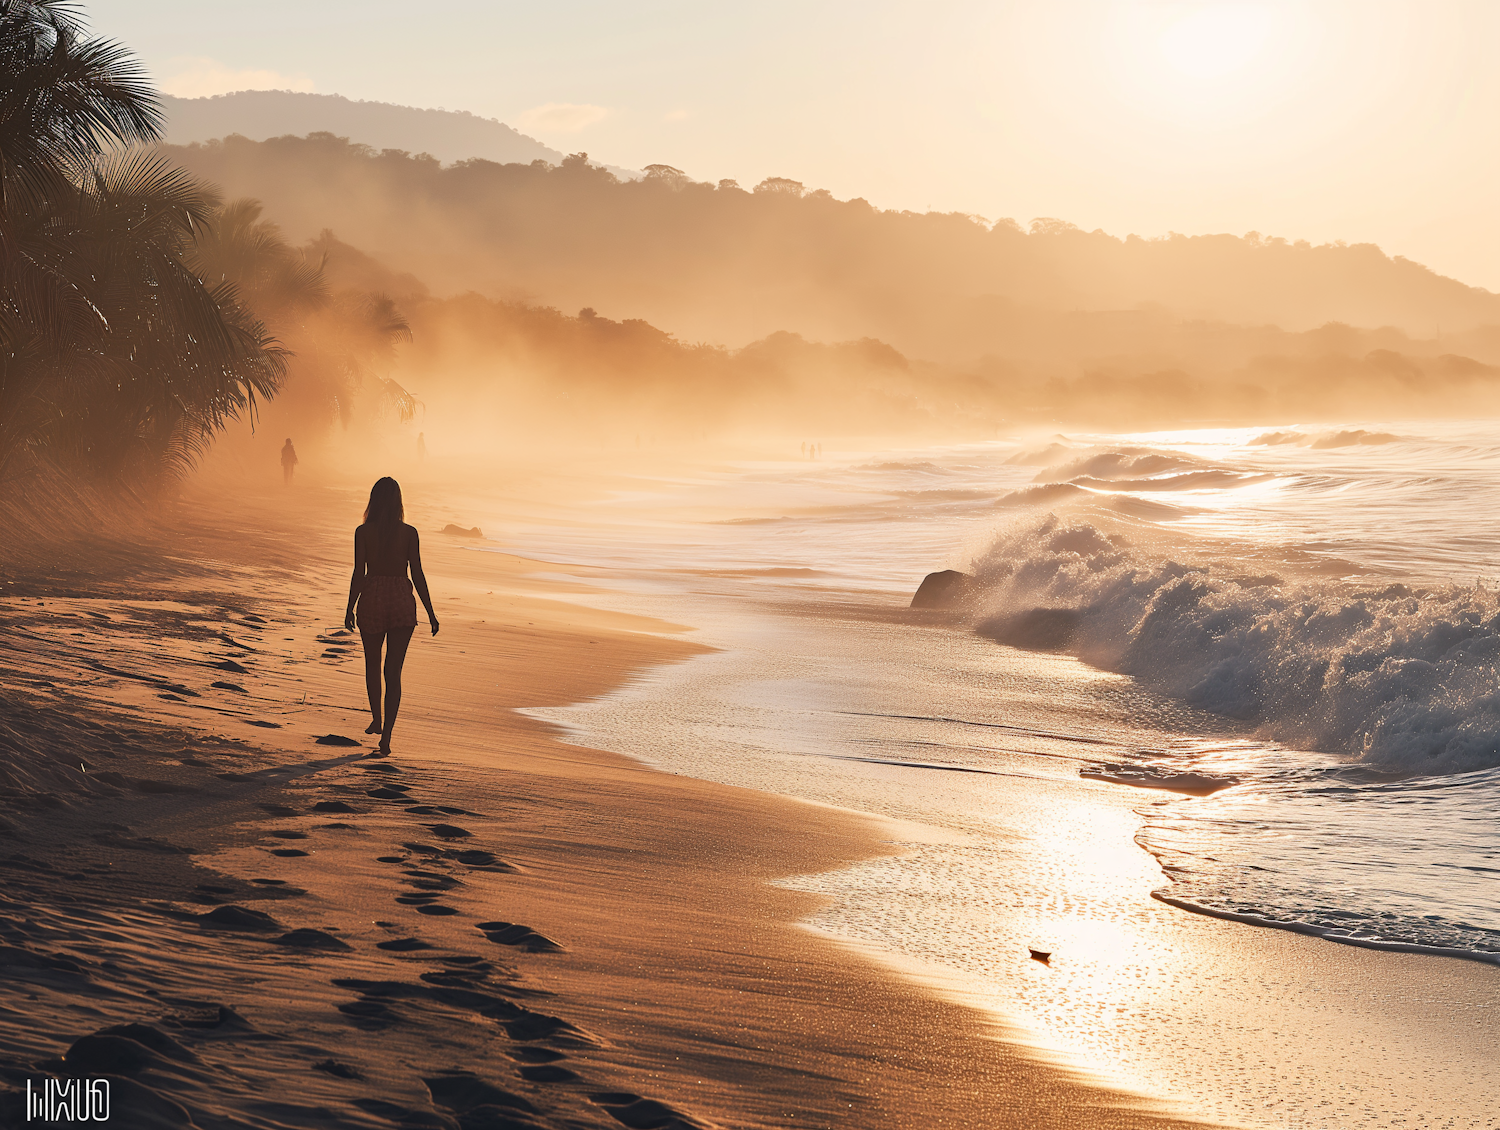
[0,480,1214,1128]
[519,577,1500,1130]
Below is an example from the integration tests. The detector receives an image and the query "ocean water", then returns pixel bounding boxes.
[489,422,1500,1120]
[500,423,1500,963]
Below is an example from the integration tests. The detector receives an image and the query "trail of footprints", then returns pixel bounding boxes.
[23,759,717,1130]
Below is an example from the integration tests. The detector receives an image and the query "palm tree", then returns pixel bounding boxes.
[191,198,417,429]
[0,0,285,484]
[35,153,287,478]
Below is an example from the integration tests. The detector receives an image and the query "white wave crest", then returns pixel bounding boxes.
[970,515,1500,774]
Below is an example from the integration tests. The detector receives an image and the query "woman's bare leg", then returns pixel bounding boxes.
[359,626,386,734]
[379,626,417,752]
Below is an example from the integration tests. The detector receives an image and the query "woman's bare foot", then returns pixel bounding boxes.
[365,720,382,735]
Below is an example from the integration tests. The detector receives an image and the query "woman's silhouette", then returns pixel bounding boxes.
[344,478,439,755]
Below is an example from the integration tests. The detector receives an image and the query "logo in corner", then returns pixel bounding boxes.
[26,1078,110,1122]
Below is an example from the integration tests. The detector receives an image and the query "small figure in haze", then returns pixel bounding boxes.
[344,477,440,756]
[800,441,806,457]
[417,432,426,461]
[281,438,298,484]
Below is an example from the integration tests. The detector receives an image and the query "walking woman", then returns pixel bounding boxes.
[344,477,439,755]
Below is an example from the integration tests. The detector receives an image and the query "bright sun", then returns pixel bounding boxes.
[1157,4,1276,82]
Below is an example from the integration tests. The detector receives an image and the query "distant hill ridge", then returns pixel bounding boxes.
[161,90,567,167]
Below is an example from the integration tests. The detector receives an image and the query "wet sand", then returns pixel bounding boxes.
[0,478,1216,1128]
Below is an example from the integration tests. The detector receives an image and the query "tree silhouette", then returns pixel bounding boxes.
[0,1,285,484]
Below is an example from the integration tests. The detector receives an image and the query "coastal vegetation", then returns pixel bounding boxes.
[0,2,415,511]
[0,0,282,488]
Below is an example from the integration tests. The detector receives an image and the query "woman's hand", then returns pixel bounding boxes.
[430,618,440,637]
[344,608,356,632]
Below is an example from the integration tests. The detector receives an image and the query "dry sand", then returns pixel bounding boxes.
[0,478,1220,1129]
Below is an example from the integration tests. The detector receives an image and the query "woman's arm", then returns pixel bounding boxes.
[409,528,440,635]
[344,526,367,631]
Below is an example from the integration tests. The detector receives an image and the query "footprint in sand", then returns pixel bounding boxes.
[195,905,281,932]
[519,1063,581,1083]
[375,856,405,863]
[403,870,460,890]
[314,734,361,747]
[246,720,281,729]
[270,848,309,857]
[448,849,504,867]
[267,830,308,839]
[420,823,471,839]
[476,922,563,953]
[259,804,299,816]
[367,787,411,799]
[211,681,247,693]
[423,1074,537,1120]
[590,1093,715,1130]
[271,929,351,951]
[419,967,491,987]
[375,937,434,951]
[415,905,459,916]
[312,1058,363,1079]
[312,800,359,813]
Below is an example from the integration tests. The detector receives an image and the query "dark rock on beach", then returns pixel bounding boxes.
[910,569,974,609]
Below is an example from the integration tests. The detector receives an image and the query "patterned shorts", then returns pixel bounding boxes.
[358,575,418,634]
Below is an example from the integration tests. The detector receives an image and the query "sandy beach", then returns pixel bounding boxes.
[0,472,1222,1129]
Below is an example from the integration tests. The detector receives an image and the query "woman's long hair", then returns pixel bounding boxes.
[364,477,404,527]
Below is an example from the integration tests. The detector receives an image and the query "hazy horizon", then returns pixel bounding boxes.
[87,0,1500,294]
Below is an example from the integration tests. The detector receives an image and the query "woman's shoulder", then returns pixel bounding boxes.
[402,522,419,536]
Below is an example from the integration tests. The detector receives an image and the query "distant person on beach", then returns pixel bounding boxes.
[344,477,440,755]
[280,438,298,483]
[417,432,427,461]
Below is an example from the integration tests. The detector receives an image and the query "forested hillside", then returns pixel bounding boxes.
[164,133,1500,364]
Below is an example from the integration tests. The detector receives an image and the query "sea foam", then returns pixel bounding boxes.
[970,514,1500,775]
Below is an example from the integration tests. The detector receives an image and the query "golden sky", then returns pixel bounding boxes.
[90,1,1500,291]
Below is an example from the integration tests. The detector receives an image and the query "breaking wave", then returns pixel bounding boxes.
[1033,448,1206,482]
[970,514,1500,775]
